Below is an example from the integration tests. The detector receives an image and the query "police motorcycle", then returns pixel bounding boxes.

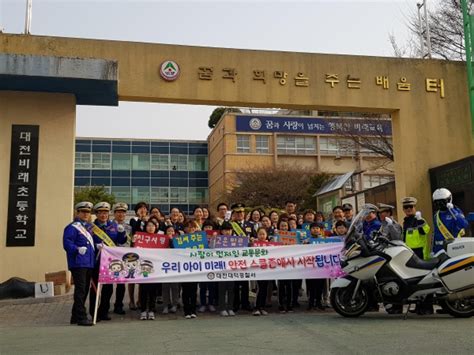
[330,204,474,318]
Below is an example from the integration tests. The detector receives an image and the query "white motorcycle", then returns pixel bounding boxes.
[330,204,474,318]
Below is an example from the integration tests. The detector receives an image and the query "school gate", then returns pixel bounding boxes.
[1,34,473,282]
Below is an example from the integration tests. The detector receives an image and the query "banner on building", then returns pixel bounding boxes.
[98,244,344,284]
[6,125,39,247]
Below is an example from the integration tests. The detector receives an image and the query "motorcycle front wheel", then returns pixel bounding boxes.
[330,284,369,318]
[439,298,474,318]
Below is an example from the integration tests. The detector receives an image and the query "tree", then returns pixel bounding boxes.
[208,107,242,129]
[392,0,470,60]
[74,186,116,207]
[225,166,331,211]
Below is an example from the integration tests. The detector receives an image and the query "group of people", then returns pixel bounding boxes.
[63,187,469,325]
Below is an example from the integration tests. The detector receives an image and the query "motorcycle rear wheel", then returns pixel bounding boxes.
[330,285,369,318]
[439,299,474,318]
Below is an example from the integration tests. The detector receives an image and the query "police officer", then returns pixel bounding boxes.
[111,202,131,315]
[377,203,402,241]
[432,188,469,254]
[63,201,95,326]
[401,197,431,260]
[89,202,127,321]
[230,203,253,312]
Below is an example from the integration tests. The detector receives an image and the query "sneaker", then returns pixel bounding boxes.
[170,305,177,313]
[140,312,147,320]
[287,307,294,313]
[279,306,286,314]
[220,310,229,317]
[185,315,192,319]
[260,309,268,316]
[190,313,197,318]
[253,310,261,316]
[148,312,155,320]
[162,307,169,315]
[208,305,216,312]
[227,310,236,316]
[198,305,206,313]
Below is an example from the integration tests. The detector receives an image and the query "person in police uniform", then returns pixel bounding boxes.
[401,197,431,260]
[377,203,402,241]
[111,202,132,315]
[63,201,95,326]
[230,203,253,312]
[432,188,469,254]
[89,202,127,321]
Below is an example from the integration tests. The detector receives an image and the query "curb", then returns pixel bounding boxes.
[0,292,73,306]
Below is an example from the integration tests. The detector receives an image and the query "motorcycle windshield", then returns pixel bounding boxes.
[344,204,377,249]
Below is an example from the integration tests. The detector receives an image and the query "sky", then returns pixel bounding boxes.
[0,0,426,141]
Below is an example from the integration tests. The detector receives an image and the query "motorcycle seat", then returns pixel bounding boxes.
[406,253,449,270]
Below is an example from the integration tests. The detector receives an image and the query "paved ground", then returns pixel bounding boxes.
[1,294,473,354]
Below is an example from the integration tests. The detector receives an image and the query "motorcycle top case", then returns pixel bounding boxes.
[438,254,474,291]
[447,239,474,258]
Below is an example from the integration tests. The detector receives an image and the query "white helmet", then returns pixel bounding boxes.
[432,188,452,202]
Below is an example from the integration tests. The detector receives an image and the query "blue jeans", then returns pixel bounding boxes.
[199,282,217,306]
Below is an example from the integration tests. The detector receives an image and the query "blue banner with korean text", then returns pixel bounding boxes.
[172,231,208,249]
[236,115,392,135]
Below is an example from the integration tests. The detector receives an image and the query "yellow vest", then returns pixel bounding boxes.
[405,220,431,260]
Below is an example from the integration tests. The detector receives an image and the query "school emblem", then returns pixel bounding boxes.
[159,60,180,81]
[249,118,262,130]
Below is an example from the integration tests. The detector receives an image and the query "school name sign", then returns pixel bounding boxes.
[99,244,344,284]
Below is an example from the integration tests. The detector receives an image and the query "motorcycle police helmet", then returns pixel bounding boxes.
[432,188,452,210]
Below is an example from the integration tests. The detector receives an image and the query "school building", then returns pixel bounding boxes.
[74,138,209,215]
[207,111,395,210]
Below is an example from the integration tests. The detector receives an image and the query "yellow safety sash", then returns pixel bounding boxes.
[435,211,464,241]
[91,224,116,247]
[230,222,246,237]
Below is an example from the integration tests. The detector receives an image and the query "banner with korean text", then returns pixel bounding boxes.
[99,244,344,284]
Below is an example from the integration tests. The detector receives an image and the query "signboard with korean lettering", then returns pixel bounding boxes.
[6,125,39,247]
[236,115,392,135]
[133,232,170,249]
[98,243,344,283]
[212,235,249,249]
[172,231,208,249]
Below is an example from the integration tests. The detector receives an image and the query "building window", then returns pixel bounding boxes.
[132,153,150,170]
[277,136,316,155]
[236,135,250,153]
[151,154,169,170]
[319,137,355,156]
[112,153,131,170]
[111,186,131,205]
[132,186,150,204]
[170,187,187,203]
[189,187,208,204]
[170,155,188,171]
[188,155,208,171]
[91,152,111,169]
[255,136,269,154]
[75,152,91,169]
[362,175,394,189]
[151,187,169,203]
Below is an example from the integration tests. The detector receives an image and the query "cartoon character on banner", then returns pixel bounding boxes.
[109,259,124,279]
[140,260,154,277]
[122,252,140,279]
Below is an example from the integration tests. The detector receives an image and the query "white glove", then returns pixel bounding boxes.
[446,202,454,210]
[96,243,104,250]
[385,217,393,225]
[117,224,125,233]
[415,211,422,220]
[77,247,87,255]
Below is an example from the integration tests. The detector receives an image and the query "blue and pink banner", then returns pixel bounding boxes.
[98,243,344,284]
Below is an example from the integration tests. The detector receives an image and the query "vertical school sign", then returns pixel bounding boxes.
[6,125,39,246]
